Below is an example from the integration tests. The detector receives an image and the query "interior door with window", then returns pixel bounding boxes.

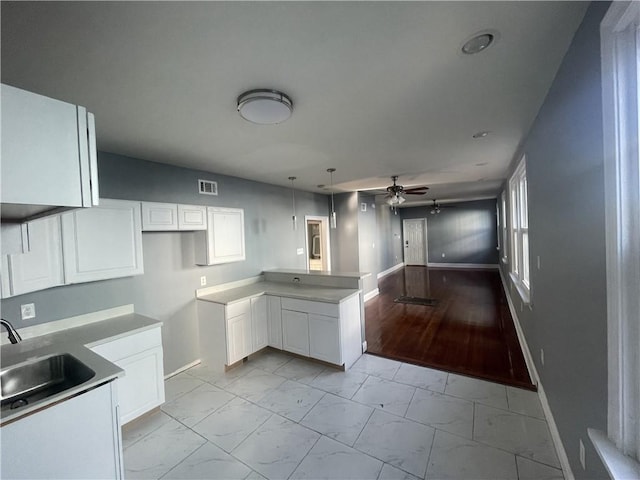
[402,218,427,266]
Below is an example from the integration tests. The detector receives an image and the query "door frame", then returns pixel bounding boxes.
[402,218,428,266]
[304,215,331,271]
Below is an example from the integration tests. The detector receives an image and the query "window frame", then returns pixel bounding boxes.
[508,156,530,302]
[501,191,508,264]
[590,2,640,477]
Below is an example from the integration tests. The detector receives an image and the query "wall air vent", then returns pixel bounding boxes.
[198,179,218,196]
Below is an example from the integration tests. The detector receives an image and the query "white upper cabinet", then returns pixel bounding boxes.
[1,216,64,298]
[141,202,178,231]
[177,204,207,230]
[1,84,99,220]
[194,207,245,265]
[141,202,207,231]
[61,199,144,284]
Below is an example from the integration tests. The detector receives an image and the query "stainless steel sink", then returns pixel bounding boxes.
[1,353,96,413]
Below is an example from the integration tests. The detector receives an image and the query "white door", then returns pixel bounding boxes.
[403,218,427,266]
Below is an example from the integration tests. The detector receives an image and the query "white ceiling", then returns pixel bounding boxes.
[1,1,588,206]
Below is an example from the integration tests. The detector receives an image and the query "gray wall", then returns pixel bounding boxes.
[356,193,378,293]
[401,199,499,265]
[498,2,609,478]
[329,192,360,273]
[376,203,403,273]
[1,152,330,374]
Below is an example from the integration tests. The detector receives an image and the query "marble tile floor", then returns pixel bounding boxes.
[123,350,564,480]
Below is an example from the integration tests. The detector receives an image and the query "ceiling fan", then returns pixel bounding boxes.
[384,175,429,206]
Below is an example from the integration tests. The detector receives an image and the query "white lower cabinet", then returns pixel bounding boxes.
[226,308,252,365]
[1,380,123,479]
[251,296,269,352]
[197,296,269,369]
[308,314,341,364]
[267,295,283,349]
[61,199,144,284]
[90,327,165,425]
[282,309,310,356]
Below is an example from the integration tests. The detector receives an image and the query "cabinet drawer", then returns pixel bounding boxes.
[280,298,339,317]
[91,327,162,362]
[226,299,251,319]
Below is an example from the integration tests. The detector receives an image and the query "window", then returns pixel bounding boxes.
[501,191,508,263]
[508,157,529,299]
[591,1,640,475]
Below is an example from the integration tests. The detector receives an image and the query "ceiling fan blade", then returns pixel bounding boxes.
[404,187,429,194]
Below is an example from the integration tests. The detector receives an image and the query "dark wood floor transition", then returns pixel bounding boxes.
[365,266,535,390]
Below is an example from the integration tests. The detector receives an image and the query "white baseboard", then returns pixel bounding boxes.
[377,262,405,279]
[427,262,499,269]
[499,268,574,480]
[363,288,380,302]
[165,359,201,379]
[1,304,135,345]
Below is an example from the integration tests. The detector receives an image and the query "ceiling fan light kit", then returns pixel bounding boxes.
[237,89,293,124]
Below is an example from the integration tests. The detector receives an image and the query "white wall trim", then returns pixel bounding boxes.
[427,262,499,269]
[499,268,573,480]
[363,288,379,302]
[165,359,201,379]
[196,275,263,297]
[377,262,404,279]
[1,304,135,345]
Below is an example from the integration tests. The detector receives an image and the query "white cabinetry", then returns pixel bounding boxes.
[267,295,283,349]
[1,83,99,219]
[281,309,310,356]
[141,202,207,231]
[178,204,207,230]
[251,296,269,352]
[141,202,178,231]
[0,381,122,479]
[1,216,64,298]
[279,295,361,369]
[61,199,144,284]
[194,207,245,265]
[197,295,269,369]
[90,327,165,425]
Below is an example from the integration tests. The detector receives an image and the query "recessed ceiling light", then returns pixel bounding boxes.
[462,32,496,55]
[475,162,489,166]
[237,89,293,124]
[472,131,490,139]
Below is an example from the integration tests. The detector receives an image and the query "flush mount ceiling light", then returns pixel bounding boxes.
[237,89,293,125]
[461,31,497,55]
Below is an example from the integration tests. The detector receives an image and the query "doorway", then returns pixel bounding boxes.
[305,216,331,271]
[402,218,427,266]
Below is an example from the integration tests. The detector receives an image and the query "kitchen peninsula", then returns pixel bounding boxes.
[197,269,369,372]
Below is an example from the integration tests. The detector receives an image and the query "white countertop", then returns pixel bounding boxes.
[0,313,161,425]
[263,269,371,279]
[197,281,360,305]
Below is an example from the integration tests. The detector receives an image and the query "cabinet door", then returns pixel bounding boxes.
[267,296,283,349]
[227,312,251,365]
[1,382,122,479]
[114,347,165,424]
[281,309,309,356]
[178,204,207,230]
[1,84,96,210]
[194,207,245,265]
[61,199,144,284]
[141,202,178,231]
[3,216,63,297]
[309,313,342,365]
[251,296,268,352]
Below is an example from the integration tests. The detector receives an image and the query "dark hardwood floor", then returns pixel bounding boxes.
[365,266,535,390]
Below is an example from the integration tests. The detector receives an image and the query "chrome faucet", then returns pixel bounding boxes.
[1,319,22,344]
